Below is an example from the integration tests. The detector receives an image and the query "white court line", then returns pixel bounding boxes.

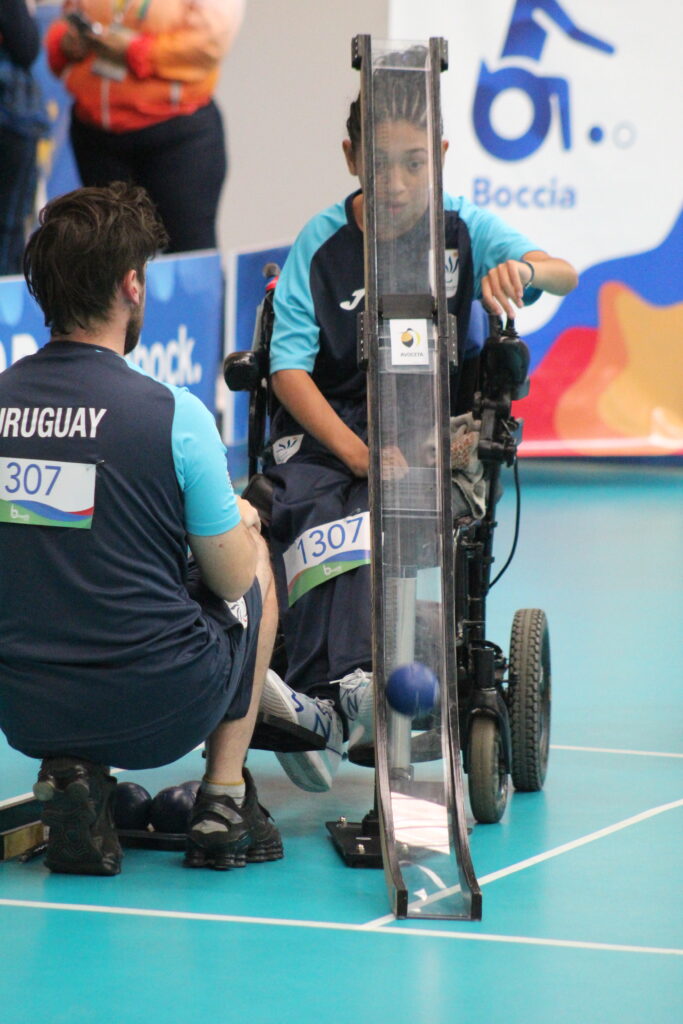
[0,792,34,810]
[365,797,683,926]
[2,744,676,811]
[0,767,127,811]
[0,897,680,958]
[551,744,683,759]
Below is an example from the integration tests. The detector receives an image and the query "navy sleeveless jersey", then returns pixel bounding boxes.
[0,341,240,766]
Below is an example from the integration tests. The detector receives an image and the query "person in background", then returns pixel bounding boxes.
[0,0,43,275]
[45,1,244,252]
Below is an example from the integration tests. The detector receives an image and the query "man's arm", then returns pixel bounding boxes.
[188,497,260,602]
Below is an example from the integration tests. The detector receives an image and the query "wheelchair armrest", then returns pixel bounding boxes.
[223,350,266,392]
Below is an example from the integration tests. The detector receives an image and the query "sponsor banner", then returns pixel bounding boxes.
[390,0,683,456]
[0,251,224,413]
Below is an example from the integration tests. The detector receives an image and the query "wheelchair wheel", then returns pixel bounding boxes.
[508,608,551,791]
[467,716,509,824]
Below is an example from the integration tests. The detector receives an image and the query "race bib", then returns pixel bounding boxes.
[283,511,371,606]
[0,457,97,529]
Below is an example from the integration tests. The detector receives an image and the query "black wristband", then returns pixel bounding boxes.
[520,259,535,289]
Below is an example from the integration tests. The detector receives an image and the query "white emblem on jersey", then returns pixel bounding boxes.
[225,597,248,629]
[445,250,459,298]
[340,288,365,311]
[273,434,304,464]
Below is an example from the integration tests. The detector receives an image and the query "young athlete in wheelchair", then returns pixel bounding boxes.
[227,53,576,823]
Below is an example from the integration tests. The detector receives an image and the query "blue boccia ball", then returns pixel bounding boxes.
[386,662,439,717]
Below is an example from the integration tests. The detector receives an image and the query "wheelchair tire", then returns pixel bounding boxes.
[508,608,551,791]
[467,715,509,824]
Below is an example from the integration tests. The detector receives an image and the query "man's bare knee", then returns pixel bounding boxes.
[252,531,274,598]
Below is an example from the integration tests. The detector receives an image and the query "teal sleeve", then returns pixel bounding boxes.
[447,195,543,306]
[171,389,241,536]
[270,202,347,374]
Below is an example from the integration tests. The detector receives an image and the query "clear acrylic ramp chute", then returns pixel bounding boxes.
[352,36,480,920]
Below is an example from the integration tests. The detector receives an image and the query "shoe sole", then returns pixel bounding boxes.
[275,749,336,793]
[38,783,121,877]
[184,837,283,871]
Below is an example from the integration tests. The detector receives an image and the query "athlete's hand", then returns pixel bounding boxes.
[236,496,261,533]
[381,445,409,481]
[344,440,370,478]
[480,259,534,321]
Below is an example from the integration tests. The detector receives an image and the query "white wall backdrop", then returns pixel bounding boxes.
[215,0,389,252]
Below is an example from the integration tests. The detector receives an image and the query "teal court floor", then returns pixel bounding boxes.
[0,460,681,1023]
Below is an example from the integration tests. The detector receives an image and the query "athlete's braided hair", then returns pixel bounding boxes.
[346,46,432,154]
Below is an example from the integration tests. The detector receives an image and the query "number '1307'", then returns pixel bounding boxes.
[296,514,365,564]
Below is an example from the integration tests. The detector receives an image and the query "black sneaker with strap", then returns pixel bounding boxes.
[33,757,122,876]
[185,766,283,870]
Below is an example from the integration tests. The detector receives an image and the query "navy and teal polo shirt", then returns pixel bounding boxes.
[270,190,540,404]
[0,341,240,767]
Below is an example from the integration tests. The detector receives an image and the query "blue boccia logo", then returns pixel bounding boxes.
[386,662,439,718]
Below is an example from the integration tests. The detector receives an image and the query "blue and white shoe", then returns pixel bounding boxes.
[260,670,344,793]
[337,668,374,749]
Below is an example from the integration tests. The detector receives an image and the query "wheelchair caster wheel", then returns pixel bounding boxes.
[467,715,509,824]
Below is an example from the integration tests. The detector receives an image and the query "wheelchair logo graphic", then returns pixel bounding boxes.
[473,0,615,161]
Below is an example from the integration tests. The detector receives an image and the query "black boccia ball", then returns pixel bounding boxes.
[149,785,196,835]
[113,781,152,831]
[179,779,201,801]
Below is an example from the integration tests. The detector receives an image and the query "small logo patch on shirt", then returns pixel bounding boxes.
[445,250,459,297]
[340,288,365,311]
[273,434,304,464]
[226,597,248,629]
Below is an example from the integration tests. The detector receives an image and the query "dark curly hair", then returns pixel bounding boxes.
[24,182,168,334]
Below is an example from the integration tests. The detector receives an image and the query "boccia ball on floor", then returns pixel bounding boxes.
[179,780,201,801]
[149,784,197,835]
[386,661,439,718]
[113,782,152,831]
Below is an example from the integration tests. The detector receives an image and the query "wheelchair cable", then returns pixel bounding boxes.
[489,454,521,589]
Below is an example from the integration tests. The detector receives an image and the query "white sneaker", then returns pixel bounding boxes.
[260,670,344,793]
[336,668,374,749]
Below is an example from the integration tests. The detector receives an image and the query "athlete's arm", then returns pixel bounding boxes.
[271,368,370,477]
[480,251,578,320]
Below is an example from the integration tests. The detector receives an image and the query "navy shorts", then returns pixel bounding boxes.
[186,562,262,723]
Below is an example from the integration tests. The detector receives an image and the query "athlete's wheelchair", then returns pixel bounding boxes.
[225,264,551,827]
